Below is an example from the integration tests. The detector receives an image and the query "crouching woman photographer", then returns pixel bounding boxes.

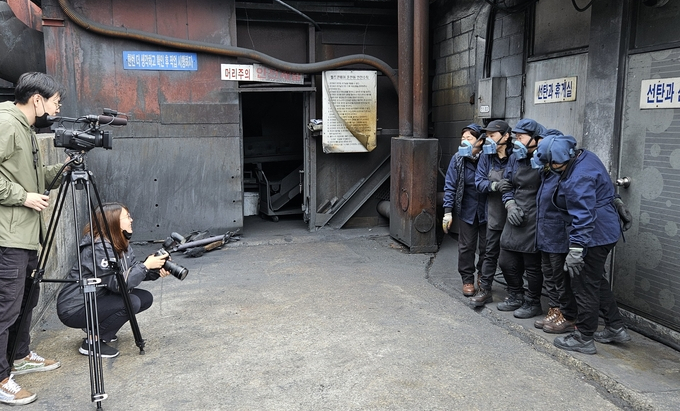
[56,203,169,358]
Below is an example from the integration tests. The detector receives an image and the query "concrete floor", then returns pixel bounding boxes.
[14,215,680,410]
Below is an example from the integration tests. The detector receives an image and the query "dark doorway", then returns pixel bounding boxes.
[242,91,305,222]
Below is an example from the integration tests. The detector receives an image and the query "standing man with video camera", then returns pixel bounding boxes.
[0,72,67,405]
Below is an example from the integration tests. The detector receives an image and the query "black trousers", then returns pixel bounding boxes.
[541,252,577,320]
[457,216,487,285]
[478,228,502,290]
[0,248,39,380]
[60,289,153,341]
[569,243,625,337]
[498,249,543,300]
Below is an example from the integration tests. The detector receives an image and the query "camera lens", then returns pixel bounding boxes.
[163,260,189,281]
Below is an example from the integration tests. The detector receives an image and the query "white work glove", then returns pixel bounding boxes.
[442,212,453,234]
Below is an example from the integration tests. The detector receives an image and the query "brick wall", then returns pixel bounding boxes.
[431,0,526,171]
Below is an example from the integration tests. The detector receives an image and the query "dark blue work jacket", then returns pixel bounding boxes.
[536,170,569,253]
[551,150,621,248]
[475,153,508,231]
[443,153,488,225]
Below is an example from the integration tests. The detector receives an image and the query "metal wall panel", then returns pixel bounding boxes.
[87,136,242,239]
[524,54,588,141]
[615,50,680,332]
[42,0,242,239]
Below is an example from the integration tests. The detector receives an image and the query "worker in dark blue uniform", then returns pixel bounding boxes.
[532,134,631,355]
[470,120,512,307]
[497,119,546,319]
[442,124,488,297]
[533,131,578,334]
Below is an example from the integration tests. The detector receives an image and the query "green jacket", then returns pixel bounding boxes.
[0,101,63,250]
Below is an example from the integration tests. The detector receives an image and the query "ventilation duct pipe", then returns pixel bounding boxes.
[0,1,46,83]
[57,0,398,93]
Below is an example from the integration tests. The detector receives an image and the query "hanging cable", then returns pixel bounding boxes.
[273,0,322,32]
[571,0,595,12]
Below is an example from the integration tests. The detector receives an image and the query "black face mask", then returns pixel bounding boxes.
[123,230,133,240]
[34,113,53,129]
[34,99,54,129]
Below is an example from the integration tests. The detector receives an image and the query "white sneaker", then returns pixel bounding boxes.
[0,375,37,405]
[12,351,61,375]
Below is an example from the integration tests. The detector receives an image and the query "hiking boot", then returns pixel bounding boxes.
[12,351,61,375]
[594,326,632,344]
[462,283,475,297]
[469,288,493,307]
[534,307,559,329]
[513,298,543,319]
[497,293,523,311]
[553,330,597,355]
[543,312,576,334]
[79,339,120,358]
[0,375,37,405]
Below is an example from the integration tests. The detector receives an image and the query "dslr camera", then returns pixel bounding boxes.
[152,233,189,281]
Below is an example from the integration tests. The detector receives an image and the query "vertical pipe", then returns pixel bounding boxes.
[398,0,414,137]
[413,0,429,138]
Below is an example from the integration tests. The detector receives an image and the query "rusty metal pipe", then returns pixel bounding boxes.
[57,0,398,93]
[413,0,429,138]
[397,0,413,137]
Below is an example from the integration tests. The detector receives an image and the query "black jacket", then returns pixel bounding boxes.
[56,234,158,320]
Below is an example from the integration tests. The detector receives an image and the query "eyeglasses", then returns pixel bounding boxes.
[43,97,61,110]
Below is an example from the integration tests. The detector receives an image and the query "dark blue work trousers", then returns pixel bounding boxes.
[541,252,578,321]
[478,228,502,291]
[457,216,487,285]
[569,243,625,337]
[499,249,543,300]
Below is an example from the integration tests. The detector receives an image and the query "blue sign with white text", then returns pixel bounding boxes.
[123,51,198,71]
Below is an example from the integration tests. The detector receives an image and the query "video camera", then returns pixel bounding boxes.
[48,108,127,151]
[153,232,189,281]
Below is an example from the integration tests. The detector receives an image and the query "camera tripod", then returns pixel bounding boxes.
[8,151,145,409]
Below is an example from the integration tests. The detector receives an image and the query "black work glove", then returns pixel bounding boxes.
[505,200,524,226]
[494,179,513,193]
[563,246,585,278]
[613,198,632,231]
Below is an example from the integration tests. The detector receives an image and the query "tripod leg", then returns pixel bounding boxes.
[74,173,109,405]
[81,278,108,404]
[89,172,146,355]
[114,272,146,355]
